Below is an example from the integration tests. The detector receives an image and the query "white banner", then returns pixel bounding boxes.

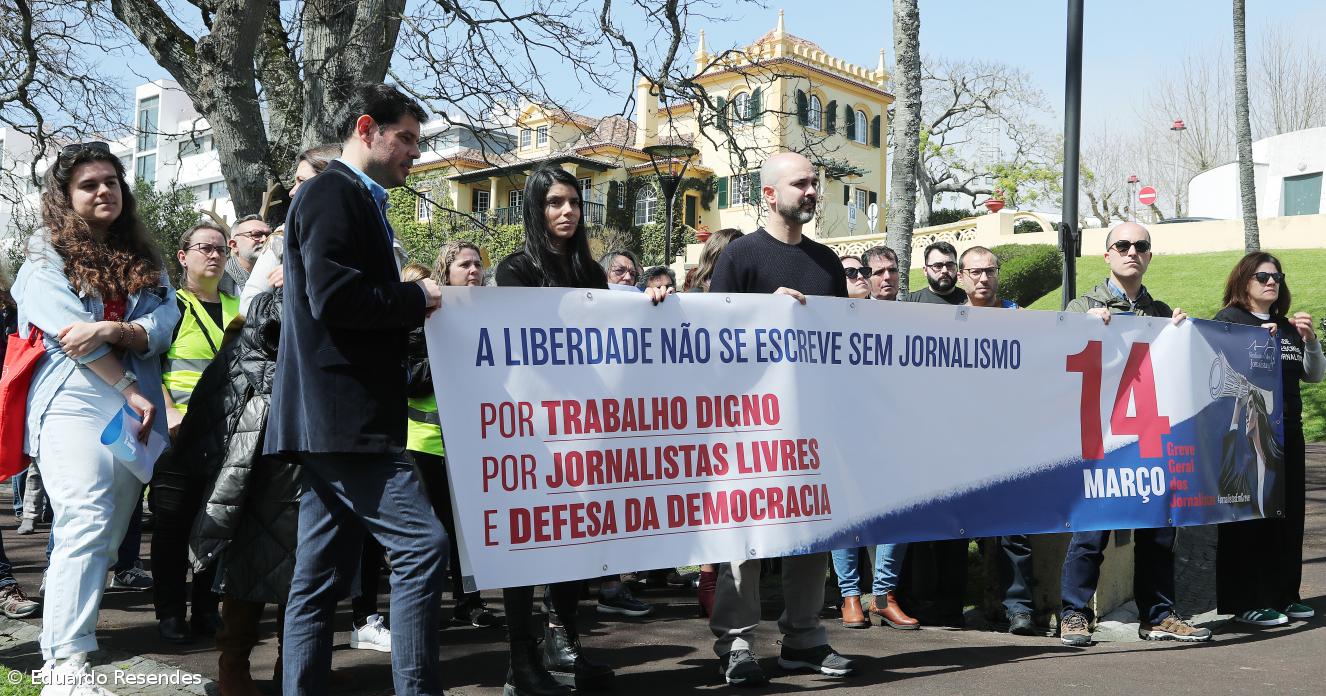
[425,288,1281,591]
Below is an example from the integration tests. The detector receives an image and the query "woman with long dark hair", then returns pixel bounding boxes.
[13,142,179,690]
[1214,251,1323,628]
[683,227,743,292]
[495,166,669,695]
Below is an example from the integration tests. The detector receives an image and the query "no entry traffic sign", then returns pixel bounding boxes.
[1138,186,1157,206]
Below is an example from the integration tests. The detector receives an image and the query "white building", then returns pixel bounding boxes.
[1187,127,1326,219]
[1,79,511,251]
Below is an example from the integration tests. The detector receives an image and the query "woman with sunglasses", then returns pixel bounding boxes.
[840,255,870,299]
[1214,252,1323,628]
[12,142,180,692]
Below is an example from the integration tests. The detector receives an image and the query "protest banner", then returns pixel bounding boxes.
[425,288,1284,591]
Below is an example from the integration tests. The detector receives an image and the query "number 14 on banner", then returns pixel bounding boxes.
[1066,341,1171,460]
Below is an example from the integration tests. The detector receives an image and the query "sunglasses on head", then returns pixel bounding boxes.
[1110,239,1151,254]
[844,266,869,280]
[58,141,112,162]
[1253,271,1284,284]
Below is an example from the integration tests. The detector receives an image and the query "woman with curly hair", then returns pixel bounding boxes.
[12,141,179,692]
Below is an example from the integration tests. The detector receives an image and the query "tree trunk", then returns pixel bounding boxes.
[914,160,934,229]
[886,0,922,293]
[300,0,406,146]
[1233,0,1260,251]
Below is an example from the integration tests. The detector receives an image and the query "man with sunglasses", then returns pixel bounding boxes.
[1058,222,1207,647]
[219,214,271,297]
[903,241,968,305]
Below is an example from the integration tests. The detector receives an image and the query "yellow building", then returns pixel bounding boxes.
[411,11,892,254]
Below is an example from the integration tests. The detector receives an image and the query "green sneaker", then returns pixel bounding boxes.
[1284,603,1315,620]
[1234,609,1288,627]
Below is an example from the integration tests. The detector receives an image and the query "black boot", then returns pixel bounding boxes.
[541,623,613,690]
[504,639,570,696]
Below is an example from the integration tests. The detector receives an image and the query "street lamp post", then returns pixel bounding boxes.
[643,143,700,265]
[1170,118,1186,217]
[1127,174,1139,221]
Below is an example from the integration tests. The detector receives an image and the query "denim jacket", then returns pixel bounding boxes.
[12,235,180,457]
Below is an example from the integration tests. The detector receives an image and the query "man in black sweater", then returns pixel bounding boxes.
[902,240,968,304]
[708,152,853,686]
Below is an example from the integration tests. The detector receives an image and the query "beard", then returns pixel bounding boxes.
[928,274,955,294]
[775,194,815,224]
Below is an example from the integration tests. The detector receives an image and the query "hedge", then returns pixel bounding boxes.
[989,243,1062,307]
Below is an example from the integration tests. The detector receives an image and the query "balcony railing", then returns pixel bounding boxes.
[485,201,606,228]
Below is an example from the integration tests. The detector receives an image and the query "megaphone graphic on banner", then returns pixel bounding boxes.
[1209,352,1274,413]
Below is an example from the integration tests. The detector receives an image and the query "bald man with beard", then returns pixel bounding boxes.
[708,152,854,686]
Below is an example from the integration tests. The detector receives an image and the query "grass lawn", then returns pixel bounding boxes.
[0,666,39,696]
[1026,248,1326,441]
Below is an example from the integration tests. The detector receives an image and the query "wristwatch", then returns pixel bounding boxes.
[112,371,139,393]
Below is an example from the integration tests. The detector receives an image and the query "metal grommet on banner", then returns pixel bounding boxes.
[854,535,860,543]
[748,548,757,557]
[956,308,969,322]
[725,296,732,304]
[1167,518,1174,525]
[585,291,594,302]
[602,564,608,571]
[849,302,856,310]
[958,528,966,536]
[1064,522,1071,528]
[1057,314,1066,324]
[1223,324,1231,332]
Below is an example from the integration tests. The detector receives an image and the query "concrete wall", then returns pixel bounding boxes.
[1189,127,1326,218]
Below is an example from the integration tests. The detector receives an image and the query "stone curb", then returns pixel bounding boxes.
[0,615,214,696]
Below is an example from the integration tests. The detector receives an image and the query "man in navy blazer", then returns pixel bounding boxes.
[267,83,447,696]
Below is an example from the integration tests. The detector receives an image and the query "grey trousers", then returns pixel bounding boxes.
[709,553,828,657]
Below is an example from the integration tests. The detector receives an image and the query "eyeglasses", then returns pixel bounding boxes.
[1110,239,1152,254]
[234,229,271,242]
[926,261,957,273]
[58,141,112,162]
[962,266,999,278]
[609,266,637,278]
[1252,271,1284,284]
[843,267,869,280]
[185,243,230,257]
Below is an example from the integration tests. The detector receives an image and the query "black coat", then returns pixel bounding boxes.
[265,160,427,455]
[185,291,303,603]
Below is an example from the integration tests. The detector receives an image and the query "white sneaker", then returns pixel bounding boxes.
[349,613,392,653]
[39,654,117,695]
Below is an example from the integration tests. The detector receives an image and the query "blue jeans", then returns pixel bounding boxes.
[1060,528,1175,624]
[283,453,447,696]
[11,471,25,519]
[830,543,907,597]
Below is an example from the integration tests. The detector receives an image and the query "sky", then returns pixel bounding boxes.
[107,0,1326,189]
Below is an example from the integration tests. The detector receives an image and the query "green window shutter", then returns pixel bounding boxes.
[748,171,760,204]
[796,90,808,126]
[826,100,837,134]
[871,115,882,148]
[844,107,855,141]
[718,176,729,208]
[716,96,728,130]
[843,185,850,206]
[749,87,762,121]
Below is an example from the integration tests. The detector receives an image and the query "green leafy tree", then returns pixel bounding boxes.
[133,180,200,285]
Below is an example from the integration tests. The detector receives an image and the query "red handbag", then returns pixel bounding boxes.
[0,327,45,481]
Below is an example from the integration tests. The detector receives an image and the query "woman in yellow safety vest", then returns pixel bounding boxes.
[402,244,497,628]
[150,220,239,645]
[162,222,240,426]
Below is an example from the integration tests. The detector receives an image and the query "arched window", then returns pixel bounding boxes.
[634,187,658,226]
[808,95,823,131]
[854,109,868,144]
[733,92,751,121]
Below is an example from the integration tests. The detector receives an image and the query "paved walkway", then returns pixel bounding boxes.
[2,446,1324,695]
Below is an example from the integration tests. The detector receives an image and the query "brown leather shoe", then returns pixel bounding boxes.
[870,592,920,630]
[840,595,870,628]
